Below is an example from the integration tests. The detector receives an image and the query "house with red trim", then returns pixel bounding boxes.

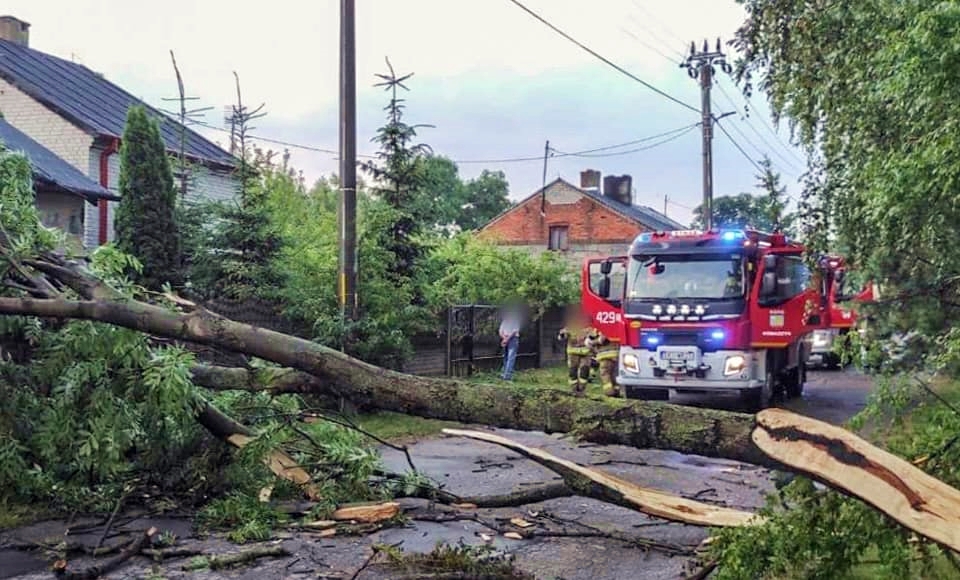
[478,169,684,267]
[0,16,239,249]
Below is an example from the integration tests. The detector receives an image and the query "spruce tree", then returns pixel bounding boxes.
[114,105,182,289]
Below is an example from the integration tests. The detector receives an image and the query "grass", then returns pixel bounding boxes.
[356,411,462,443]
[846,547,960,579]
[0,499,46,530]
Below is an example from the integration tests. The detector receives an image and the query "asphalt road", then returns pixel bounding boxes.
[672,366,873,425]
[0,369,873,580]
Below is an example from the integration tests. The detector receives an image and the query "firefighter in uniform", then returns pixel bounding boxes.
[557,309,598,395]
[593,332,621,397]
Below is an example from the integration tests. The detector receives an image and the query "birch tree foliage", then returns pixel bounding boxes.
[734,0,960,340]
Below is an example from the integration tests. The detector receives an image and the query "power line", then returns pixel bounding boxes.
[631,0,687,48]
[714,118,763,174]
[715,81,804,172]
[620,27,681,65]
[625,13,685,61]
[505,0,699,114]
[553,124,698,158]
[714,118,798,204]
[192,118,700,166]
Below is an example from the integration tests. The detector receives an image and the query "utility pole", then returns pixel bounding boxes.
[682,39,731,232]
[339,0,359,322]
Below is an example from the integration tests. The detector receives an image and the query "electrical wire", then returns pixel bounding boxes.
[631,0,687,50]
[715,81,804,172]
[714,118,763,174]
[552,124,698,158]
[505,0,699,114]
[620,27,681,66]
[193,118,700,166]
[714,118,799,204]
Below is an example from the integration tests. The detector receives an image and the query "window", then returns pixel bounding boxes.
[67,211,82,235]
[777,255,810,299]
[588,261,626,300]
[548,225,569,251]
[627,253,744,300]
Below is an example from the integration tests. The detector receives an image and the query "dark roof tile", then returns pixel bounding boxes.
[580,188,685,231]
[0,117,117,202]
[0,39,237,168]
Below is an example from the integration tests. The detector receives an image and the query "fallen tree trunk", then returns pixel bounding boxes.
[754,408,960,552]
[0,293,770,468]
[443,428,762,528]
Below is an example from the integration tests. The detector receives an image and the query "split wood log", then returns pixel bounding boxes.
[442,428,762,527]
[331,501,401,523]
[225,433,321,501]
[195,398,322,500]
[754,408,960,552]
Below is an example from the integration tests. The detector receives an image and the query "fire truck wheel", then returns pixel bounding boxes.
[785,364,806,399]
[742,370,776,413]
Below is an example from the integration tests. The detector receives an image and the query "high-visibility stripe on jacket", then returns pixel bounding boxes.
[593,332,619,361]
[559,325,598,356]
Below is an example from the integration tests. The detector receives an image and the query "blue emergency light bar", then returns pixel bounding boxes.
[633,229,746,245]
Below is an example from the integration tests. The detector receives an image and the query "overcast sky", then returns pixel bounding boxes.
[6,0,807,225]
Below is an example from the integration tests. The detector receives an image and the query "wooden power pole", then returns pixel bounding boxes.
[339,0,359,322]
[682,38,732,232]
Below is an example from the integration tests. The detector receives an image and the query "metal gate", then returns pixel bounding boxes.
[445,305,541,377]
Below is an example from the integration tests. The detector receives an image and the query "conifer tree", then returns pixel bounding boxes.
[114,105,182,289]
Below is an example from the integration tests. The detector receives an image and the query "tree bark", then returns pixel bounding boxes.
[0,296,773,468]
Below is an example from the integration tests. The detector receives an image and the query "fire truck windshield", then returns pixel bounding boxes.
[626,253,744,300]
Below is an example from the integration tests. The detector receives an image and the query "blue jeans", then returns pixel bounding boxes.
[501,335,519,380]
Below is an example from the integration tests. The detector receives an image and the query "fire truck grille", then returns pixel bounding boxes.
[661,332,699,346]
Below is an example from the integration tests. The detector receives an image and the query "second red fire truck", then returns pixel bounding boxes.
[581,228,840,411]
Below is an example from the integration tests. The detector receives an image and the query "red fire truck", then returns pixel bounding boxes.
[581,228,832,411]
[808,255,877,368]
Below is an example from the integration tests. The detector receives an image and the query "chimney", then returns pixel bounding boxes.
[619,174,633,206]
[603,174,633,206]
[580,169,601,192]
[0,16,29,47]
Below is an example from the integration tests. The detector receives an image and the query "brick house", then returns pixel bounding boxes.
[0,117,118,248]
[0,16,239,249]
[479,169,684,268]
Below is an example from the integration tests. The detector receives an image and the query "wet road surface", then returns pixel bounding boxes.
[0,369,870,580]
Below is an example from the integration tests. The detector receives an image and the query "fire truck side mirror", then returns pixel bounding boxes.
[598,277,611,298]
[760,272,778,298]
[600,261,613,275]
[762,254,777,271]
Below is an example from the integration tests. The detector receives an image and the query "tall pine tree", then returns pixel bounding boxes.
[114,105,182,290]
[361,58,432,290]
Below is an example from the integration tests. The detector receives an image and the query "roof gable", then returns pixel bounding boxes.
[0,117,116,202]
[481,177,685,232]
[0,39,237,169]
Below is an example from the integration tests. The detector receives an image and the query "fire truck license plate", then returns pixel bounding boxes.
[660,351,695,361]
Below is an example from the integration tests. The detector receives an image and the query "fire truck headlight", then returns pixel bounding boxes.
[694,304,706,315]
[622,354,640,373]
[666,304,677,315]
[812,330,832,347]
[652,305,662,315]
[680,304,690,315]
[723,355,747,376]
